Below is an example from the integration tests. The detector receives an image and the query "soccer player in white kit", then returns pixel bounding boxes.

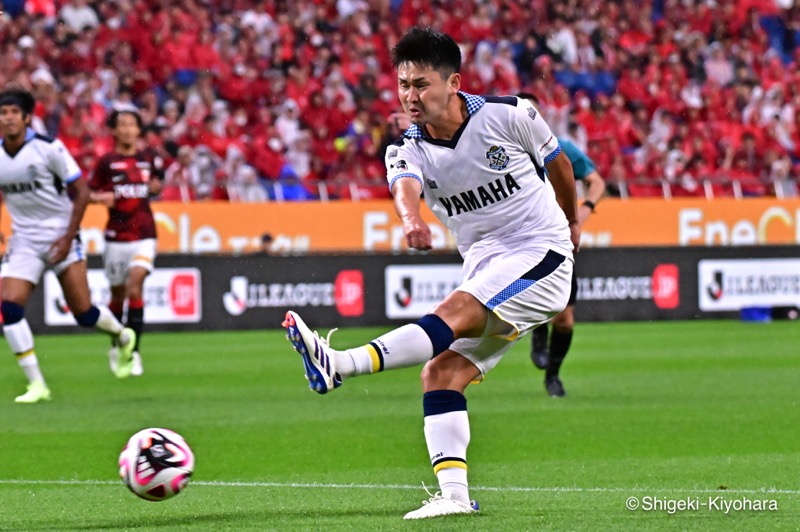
[0,88,137,404]
[283,28,579,519]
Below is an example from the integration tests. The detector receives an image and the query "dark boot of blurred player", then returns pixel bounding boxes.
[89,106,163,376]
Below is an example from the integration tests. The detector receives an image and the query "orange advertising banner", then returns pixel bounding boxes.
[1,198,798,254]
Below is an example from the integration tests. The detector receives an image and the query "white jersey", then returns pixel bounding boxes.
[0,128,82,241]
[385,93,572,278]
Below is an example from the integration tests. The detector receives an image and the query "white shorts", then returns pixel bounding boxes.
[0,234,84,284]
[103,239,157,286]
[450,247,573,377]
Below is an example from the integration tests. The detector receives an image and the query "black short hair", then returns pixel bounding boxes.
[0,87,36,115]
[107,108,143,130]
[390,27,461,78]
[517,92,540,105]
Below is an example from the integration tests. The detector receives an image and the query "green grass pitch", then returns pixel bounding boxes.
[0,320,798,530]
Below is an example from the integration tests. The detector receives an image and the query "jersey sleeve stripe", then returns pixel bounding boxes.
[65,171,82,183]
[389,173,423,190]
[543,145,561,166]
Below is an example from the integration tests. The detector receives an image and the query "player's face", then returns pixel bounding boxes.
[114,113,141,148]
[0,105,28,138]
[397,62,457,126]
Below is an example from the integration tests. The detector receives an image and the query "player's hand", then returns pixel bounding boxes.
[47,235,72,265]
[569,221,581,254]
[92,191,115,207]
[403,218,432,251]
[149,179,163,196]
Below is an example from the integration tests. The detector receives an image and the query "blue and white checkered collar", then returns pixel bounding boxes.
[403,91,485,139]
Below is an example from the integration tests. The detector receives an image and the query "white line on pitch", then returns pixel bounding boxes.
[0,479,798,495]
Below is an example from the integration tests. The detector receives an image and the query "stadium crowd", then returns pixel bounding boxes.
[1,0,800,200]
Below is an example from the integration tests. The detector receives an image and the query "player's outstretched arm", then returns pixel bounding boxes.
[546,151,580,253]
[89,190,115,207]
[392,177,431,251]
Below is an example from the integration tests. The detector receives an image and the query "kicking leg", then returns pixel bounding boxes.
[283,291,485,393]
[107,284,126,373]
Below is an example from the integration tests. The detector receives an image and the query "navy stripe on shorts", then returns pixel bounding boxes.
[485,250,566,310]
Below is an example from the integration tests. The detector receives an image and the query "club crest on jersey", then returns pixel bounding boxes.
[392,159,408,171]
[485,145,509,170]
[527,107,538,121]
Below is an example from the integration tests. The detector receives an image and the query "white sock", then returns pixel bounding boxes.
[424,407,471,504]
[18,353,45,385]
[336,324,434,378]
[4,318,46,385]
[94,305,124,336]
[438,467,469,504]
[4,318,34,353]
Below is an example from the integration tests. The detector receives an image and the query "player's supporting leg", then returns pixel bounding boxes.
[530,323,549,370]
[2,300,51,403]
[58,263,136,379]
[126,265,150,377]
[127,297,144,376]
[544,306,574,398]
[404,351,479,519]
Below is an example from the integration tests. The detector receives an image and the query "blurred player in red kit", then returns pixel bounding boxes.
[89,106,163,376]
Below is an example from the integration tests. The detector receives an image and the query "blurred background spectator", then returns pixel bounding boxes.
[1,0,799,200]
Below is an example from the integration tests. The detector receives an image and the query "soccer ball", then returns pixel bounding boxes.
[119,428,194,501]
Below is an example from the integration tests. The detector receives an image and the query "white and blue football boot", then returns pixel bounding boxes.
[283,311,342,394]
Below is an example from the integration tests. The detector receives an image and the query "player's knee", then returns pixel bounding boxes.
[126,277,146,300]
[0,301,25,325]
[74,306,100,328]
[420,360,440,387]
[552,309,574,332]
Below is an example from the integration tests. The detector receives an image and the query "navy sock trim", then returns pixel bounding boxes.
[423,389,467,417]
[75,306,100,328]
[415,314,454,357]
[0,301,25,324]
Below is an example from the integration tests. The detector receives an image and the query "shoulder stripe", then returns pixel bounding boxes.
[33,133,56,144]
[483,95,518,106]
